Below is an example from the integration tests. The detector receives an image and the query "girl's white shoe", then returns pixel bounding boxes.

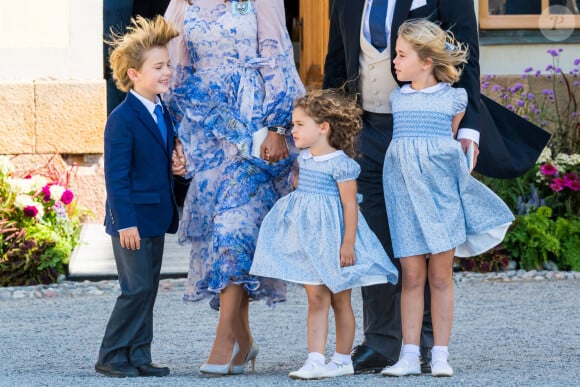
[322,360,354,378]
[431,360,453,377]
[380,358,421,377]
[288,360,326,380]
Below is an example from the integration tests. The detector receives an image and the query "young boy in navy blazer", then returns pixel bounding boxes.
[95,15,180,378]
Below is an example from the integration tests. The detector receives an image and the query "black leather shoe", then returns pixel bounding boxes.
[351,344,396,374]
[420,347,432,373]
[137,363,170,377]
[95,362,138,378]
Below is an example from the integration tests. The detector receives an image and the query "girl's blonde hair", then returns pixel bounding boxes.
[106,15,179,92]
[294,88,362,158]
[397,19,468,84]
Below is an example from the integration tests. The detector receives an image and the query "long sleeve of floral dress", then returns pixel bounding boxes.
[256,0,304,129]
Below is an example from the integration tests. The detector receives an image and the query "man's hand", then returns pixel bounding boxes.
[119,227,140,250]
[260,131,288,163]
[459,139,479,170]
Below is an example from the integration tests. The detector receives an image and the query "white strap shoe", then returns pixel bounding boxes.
[288,360,326,380]
[380,358,421,377]
[431,360,453,377]
[322,360,354,378]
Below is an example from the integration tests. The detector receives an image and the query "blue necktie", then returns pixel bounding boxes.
[369,0,388,51]
[154,105,168,146]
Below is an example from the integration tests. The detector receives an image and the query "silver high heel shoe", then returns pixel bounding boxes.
[230,342,259,375]
[199,341,239,375]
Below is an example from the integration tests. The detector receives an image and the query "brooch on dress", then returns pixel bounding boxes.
[231,0,252,15]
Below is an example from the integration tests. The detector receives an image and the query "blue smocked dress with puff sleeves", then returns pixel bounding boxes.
[251,150,398,293]
[383,83,514,259]
[164,0,305,309]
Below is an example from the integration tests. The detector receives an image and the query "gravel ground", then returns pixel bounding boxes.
[0,278,579,387]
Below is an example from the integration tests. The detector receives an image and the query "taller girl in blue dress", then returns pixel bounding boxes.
[381,20,514,378]
[251,89,398,380]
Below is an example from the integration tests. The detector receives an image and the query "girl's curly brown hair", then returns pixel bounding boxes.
[293,88,363,158]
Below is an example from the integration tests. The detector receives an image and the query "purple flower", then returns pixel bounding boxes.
[558,48,563,52]
[534,109,541,115]
[61,190,74,205]
[554,68,562,73]
[574,81,580,87]
[542,89,554,96]
[481,81,490,89]
[547,49,559,57]
[546,65,554,71]
[524,66,533,73]
[517,99,525,107]
[540,163,558,176]
[492,84,501,92]
[23,206,38,218]
[528,93,535,100]
[535,70,542,77]
[509,83,524,93]
[506,104,514,111]
[484,74,492,81]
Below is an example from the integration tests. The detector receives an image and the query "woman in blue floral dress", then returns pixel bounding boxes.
[164,0,304,374]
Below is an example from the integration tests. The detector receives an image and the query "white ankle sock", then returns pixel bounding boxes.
[400,344,420,365]
[431,346,449,363]
[307,352,325,365]
[325,352,352,370]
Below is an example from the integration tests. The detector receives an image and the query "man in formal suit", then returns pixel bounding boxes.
[323,0,549,375]
[95,16,180,378]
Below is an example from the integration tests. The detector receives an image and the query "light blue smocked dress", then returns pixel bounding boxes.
[251,150,398,293]
[164,0,305,309]
[383,83,514,259]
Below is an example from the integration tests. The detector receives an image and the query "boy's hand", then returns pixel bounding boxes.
[340,243,355,267]
[172,138,187,176]
[119,227,141,250]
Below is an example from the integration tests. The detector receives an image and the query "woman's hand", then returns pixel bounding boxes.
[260,131,288,162]
[172,138,187,176]
[340,243,355,267]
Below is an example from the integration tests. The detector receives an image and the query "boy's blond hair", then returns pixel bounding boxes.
[106,15,179,92]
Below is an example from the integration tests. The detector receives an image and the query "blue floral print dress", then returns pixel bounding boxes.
[164,0,304,310]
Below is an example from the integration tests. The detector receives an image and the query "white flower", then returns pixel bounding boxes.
[29,175,49,192]
[0,156,14,175]
[8,178,34,194]
[49,185,66,202]
[13,194,36,209]
[537,147,552,164]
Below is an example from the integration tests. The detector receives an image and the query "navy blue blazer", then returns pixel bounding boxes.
[104,92,179,238]
[323,0,550,179]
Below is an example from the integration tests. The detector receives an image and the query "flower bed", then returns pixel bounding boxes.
[0,156,90,286]
[462,49,580,273]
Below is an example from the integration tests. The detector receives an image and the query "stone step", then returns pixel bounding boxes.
[68,223,189,279]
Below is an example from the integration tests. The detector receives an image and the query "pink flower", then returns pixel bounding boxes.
[564,172,578,182]
[23,205,38,217]
[568,181,580,191]
[550,178,565,192]
[61,189,74,205]
[42,185,51,202]
[540,163,558,176]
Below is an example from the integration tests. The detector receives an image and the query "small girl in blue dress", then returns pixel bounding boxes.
[251,89,398,380]
[380,20,514,378]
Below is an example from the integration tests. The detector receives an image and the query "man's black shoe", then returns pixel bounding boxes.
[137,363,170,377]
[95,362,139,378]
[420,346,432,373]
[351,344,396,374]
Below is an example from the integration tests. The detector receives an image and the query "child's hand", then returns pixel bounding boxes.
[172,138,187,176]
[119,227,141,250]
[340,243,355,267]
